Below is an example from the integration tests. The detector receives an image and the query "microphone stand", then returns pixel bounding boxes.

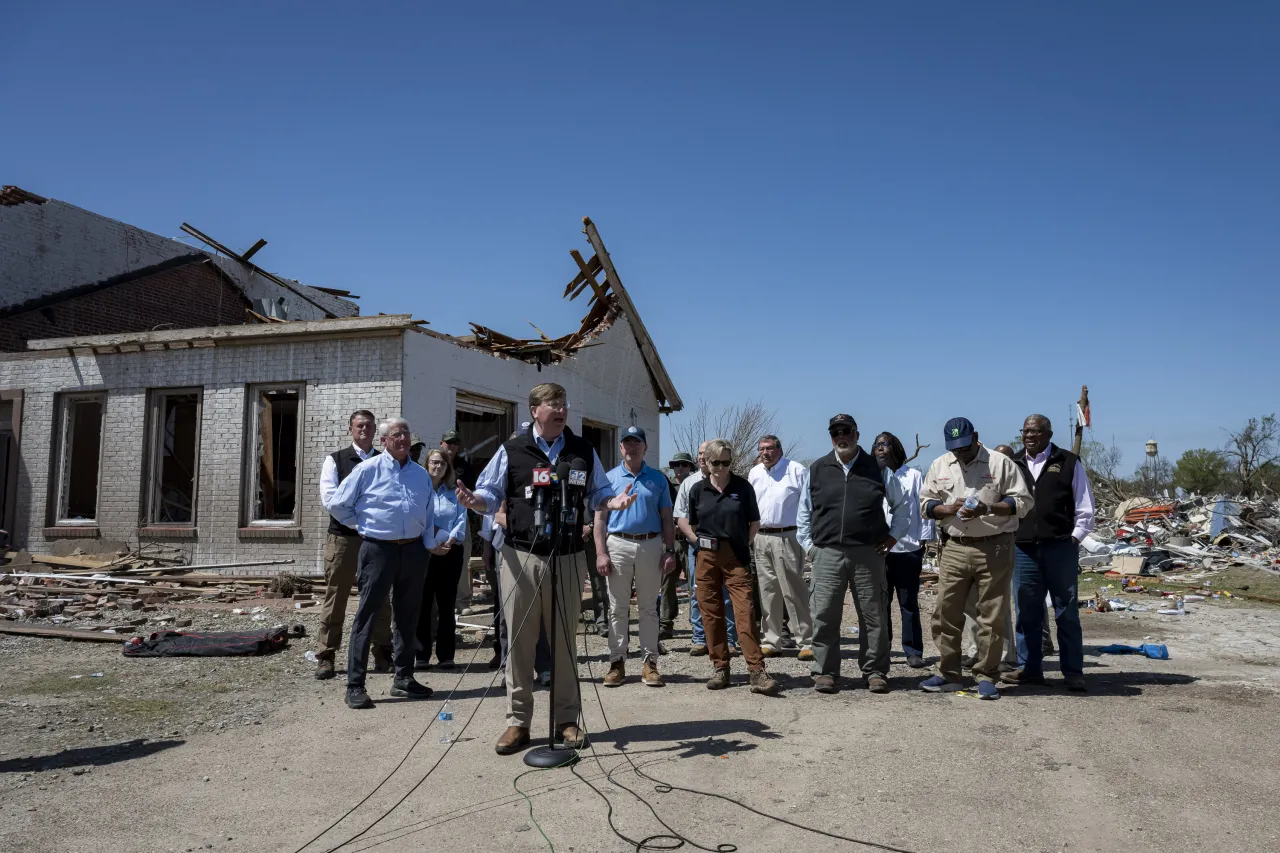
[524,487,583,768]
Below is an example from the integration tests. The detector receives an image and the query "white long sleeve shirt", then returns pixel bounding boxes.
[883,465,934,553]
[747,458,808,527]
[319,444,376,506]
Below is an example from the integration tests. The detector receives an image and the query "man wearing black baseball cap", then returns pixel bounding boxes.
[797,414,911,693]
[918,417,1033,700]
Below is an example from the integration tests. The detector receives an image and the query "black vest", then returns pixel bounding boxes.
[1013,445,1078,543]
[504,427,595,555]
[328,446,380,535]
[807,449,889,549]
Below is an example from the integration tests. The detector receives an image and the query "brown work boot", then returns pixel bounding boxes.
[603,659,625,687]
[813,674,838,694]
[797,647,815,661]
[372,645,394,674]
[706,667,730,690]
[689,644,708,657]
[642,657,664,687]
[313,657,335,680]
[556,723,586,748]
[495,726,530,755]
[748,669,779,696]
[867,675,890,694]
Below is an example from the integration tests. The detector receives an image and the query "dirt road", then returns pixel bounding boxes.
[3,594,1278,853]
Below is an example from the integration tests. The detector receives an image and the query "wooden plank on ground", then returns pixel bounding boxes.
[0,623,127,643]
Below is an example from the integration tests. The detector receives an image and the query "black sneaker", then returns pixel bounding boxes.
[437,660,455,670]
[346,687,374,709]
[778,636,799,651]
[961,655,978,670]
[390,678,432,699]
[414,658,432,671]
[488,651,502,670]
[596,623,610,637]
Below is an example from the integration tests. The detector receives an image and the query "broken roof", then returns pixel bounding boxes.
[459,217,683,413]
[0,186,359,320]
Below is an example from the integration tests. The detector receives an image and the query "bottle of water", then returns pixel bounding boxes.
[437,703,455,744]
[963,495,981,512]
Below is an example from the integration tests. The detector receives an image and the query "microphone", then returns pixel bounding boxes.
[562,457,589,526]
[532,466,552,531]
[556,459,572,518]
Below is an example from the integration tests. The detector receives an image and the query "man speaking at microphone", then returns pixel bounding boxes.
[456,383,637,756]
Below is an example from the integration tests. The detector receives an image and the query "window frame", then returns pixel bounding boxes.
[455,390,515,463]
[581,420,618,469]
[142,387,203,528]
[51,392,107,526]
[242,382,306,527]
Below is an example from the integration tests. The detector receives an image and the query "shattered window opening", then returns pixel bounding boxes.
[246,385,302,525]
[146,390,201,525]
[455,393,513,481]
[54,394,105,524]
[581,422,617,469]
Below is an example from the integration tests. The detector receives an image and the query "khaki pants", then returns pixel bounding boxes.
[753,531,812,647]
[695,543,765,671]
[315,532,391,661]
[962,583,1017,664]
[500,545,586,730]
[932,534,1014,682]
[604,534,662,663]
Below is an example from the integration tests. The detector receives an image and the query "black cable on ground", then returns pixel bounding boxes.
[292,527,550,853]
[552,560,922,853]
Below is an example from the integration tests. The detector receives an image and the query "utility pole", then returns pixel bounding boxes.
[1072,385,1090,456]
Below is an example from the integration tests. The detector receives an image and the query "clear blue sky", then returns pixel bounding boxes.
[5,1,1277,472]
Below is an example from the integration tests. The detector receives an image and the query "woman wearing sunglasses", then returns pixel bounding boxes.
[677,439,779,694]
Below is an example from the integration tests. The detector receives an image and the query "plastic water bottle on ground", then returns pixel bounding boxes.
[304,650,319,663]
[438,703,456,744]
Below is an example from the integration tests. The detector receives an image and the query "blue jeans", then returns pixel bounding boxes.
[1015,539,1083,678]
[688,546,737,646]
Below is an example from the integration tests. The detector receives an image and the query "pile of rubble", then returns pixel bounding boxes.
[1079,495,1280,589]
[0,547,323,640]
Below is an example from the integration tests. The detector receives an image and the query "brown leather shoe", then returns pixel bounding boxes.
[556,723,585,748]
[706,668,730,690]
[748,669,779,696]
[813,674,838,694]
[313,657,335,680]
[689,644,708,657]
[603,659,625,687]
[495,726,530,755]
[867,675,890,694]
[642,657,664,687]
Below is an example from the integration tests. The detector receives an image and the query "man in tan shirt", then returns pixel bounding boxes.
[918,418,1033,699]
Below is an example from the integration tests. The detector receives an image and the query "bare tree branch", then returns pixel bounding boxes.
[670,399,797,475]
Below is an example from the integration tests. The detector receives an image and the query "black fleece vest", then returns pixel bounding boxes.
[1014,445,1078,543]
[328,446,380,535]
[807,449,889,549]
[504,427,595,555]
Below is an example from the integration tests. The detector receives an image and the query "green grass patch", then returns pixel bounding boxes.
[100,696,183,723]
[20,672,119,696]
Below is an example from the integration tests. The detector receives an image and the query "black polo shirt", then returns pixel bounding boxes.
[687,473,760,566]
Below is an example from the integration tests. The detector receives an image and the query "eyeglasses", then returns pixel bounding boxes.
[872,441,892,450]
[671,462,694,469]
[709,460,732,469]
[1021,428,1047,436]
[829,428,854,437]
[539,400,570,412]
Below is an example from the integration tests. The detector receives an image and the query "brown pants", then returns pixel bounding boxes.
[695,543,765,671]
[932,534,1015,683]
[315,532,392,661]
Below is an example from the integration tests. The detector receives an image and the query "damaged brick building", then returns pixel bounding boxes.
[0,186,681,571]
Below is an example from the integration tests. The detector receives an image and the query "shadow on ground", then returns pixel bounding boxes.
[0,738,185,773]
[600,718,781,758]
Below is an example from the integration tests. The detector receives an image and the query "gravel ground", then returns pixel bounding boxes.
[2,583,1279,853]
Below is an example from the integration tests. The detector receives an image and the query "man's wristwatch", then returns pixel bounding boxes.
[663,547,676,556]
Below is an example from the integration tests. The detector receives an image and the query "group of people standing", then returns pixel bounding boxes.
[309,382,1096,758]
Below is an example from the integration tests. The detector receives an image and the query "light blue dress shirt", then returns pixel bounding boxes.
[472,426,615,514]
[325,452,438,547]
[604,462,672,535]
[432,481,468,543]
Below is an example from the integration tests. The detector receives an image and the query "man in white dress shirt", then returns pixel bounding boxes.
[748,435,814,660]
